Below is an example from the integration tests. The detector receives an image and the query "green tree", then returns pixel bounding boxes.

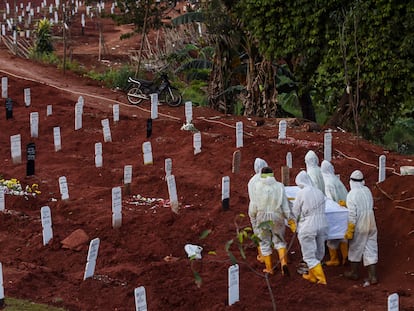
[34,18,54,54]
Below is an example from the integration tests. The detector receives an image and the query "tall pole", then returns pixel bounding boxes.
[135,0,149,78]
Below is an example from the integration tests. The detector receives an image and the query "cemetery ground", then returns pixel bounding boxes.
[0,9,414,311]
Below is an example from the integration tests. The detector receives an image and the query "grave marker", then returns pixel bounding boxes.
[166,175,179,213]
[235,121,243,148]
[150,93,158,119]
[112,187,122,228]
[24,88,31,107]
[232,150,241,174]
[95,142,103,167]
[324,131,332,162]
[46,104,52,116]
[0,187,4,212]
[378,155,386,182]
[286,152,292,169]
[83,238,100,280]
[40,206,53,245]
[75,102,82,130]
[26,142,36,176]
[1,77,7,98]
[165,158,172,177]
[387,293,399,311]
[134,286,148,311]
[0,262,4,308]
[185,101,193,124]
[77,96,84,113]
[146,118,152,138]
[101,118,112,142]
[193,132,201,155]
[58,176,69,200]
[222,176,230,210]
[53,127,62,151]
[10,134,22,164]
[278,120,287,140]
[142,142,153,165]
[30,111,39,138]
[113,104,119,123]
[228,264,239,306]
[5,98,13,119]
[123,165,132,194]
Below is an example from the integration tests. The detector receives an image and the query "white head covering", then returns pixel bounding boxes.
[295,170,313,188]
[254,158,268,174]
[305,150,319,168]
[350,170,365,189]
[321,160,335,176]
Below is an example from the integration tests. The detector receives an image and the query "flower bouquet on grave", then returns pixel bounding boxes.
[0,177,41,198]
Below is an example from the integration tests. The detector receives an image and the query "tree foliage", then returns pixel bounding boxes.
[34,18,54,54]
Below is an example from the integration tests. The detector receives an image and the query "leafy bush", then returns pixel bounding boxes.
[86,66,134,89]
[34,18,54,54]
[383,118,414,154]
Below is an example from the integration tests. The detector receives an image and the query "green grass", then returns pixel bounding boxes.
[1,297,66,310]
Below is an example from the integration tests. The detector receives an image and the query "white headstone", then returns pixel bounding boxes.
[53,127,61,152]
[286,152,293,169]
[75,102,83,130]
[1,77,7,98]
[113,104,119,123]
[1,25,5,37]
[47,105,52,116]
[235,121,243,148]
[278,120,287,140]
[10,134,22,164]
[0,262,4,301]
[99,119,111,142]
[193,132,201,155]
[142,142,153,165]
[95,142,103,167]
[165,158,172,177]
[387,293,399,311]
[83,238,100,280]
[134,286,148,311]
[112,187,122,228]
[379,155,386,183]
[228,264,239,306]
[150,93,158,119]
[30,112,39,138]
[24,88,31,107]
[185,101,193,124]
[77,96,84,112]
[324,131,332,162]
[40,206,53,245]
[124,165,132,184]
[54,11,58,23]
[81,13,85,27]
[166,175,179,213]
[0,187,5,212]
[58,176,69,200]
[222,176,230,201]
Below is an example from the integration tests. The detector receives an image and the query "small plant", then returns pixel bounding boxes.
[33,18,54,55]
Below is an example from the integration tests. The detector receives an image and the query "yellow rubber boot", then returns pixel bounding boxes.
[262,255,273,274]
[277,248,290,276]
[312,263,327,285]
[302,268,317,283]
[325,247,340,266]
[339,242,348,265]
[257,246,264,263]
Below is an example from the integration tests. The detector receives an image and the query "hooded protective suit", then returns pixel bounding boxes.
[305,150,325,195]
[249,173,291,256]
[346,170,378,266]
[321,160,348,203]
[293,170,328,269]
[247,158,268,233]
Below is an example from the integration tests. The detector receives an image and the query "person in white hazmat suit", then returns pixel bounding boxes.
[304,150,325,195]
[320,160,349,266]
[344,170,378,285]
[249,166,294,276]
[247,157,268,263]
[292,170,328,284]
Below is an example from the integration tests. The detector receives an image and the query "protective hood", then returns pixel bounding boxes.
[254,158,268,174]
[321,160,335,176]
[305,150,319,168]
[350,170,365,189]
[295,170,313,188]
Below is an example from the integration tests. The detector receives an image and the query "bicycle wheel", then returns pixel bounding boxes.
[161,87,182,107]
[127,86,145,105]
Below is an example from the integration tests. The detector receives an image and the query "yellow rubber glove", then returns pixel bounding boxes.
[338,200,346,207]
[344,222,355,240]
[288,219,297,233]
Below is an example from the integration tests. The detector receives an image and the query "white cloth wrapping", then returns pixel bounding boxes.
[285,186,348,240]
